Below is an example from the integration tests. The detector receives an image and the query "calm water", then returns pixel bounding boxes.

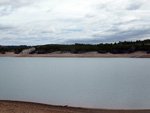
[0,57,150,109]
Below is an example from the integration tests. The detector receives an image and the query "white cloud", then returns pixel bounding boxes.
[0,0,150,45]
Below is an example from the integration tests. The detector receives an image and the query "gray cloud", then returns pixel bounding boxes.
[126,2,142,10]
[61,29,82,33]
[92,28,150,43]
[0,24,14,31]
[0,6,13,16]
[0,0,35,16]
[0,6,16,16]
[84,14,95,18]
[65,28,150,44]
[41,30,55,34]
[0,0,33,7]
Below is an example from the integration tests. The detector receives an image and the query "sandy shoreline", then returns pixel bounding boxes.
[0,100,150,113]
[0,51,150,58]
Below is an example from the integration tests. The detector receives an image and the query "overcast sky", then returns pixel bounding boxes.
[0,0,150,45]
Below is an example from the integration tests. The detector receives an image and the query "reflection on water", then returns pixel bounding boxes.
[0,57,150,109]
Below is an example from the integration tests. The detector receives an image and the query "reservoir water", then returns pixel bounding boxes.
[0,57,150,109]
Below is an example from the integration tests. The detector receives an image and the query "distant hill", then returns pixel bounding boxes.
[1,39,150,54]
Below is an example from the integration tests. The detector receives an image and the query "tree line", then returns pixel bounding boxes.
[1,39,150,54]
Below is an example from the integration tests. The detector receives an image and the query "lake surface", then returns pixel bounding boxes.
[0,57,150,109]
